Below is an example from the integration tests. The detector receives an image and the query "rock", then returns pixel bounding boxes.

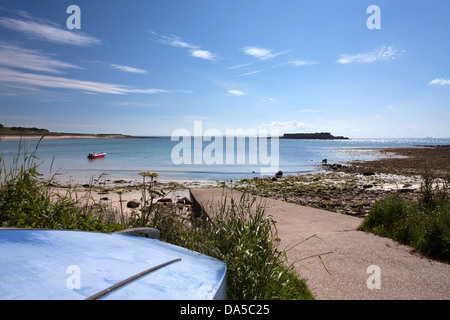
[127,200,140,208]
[176,197,192,205]
[177,203,185,210]
[362,171,375,176]
[403,183,412,188]
[275,170,283,178]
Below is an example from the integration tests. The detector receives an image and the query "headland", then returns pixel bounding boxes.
[280,132,349,140]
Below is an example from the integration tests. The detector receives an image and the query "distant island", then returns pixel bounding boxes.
[280,132,349,140]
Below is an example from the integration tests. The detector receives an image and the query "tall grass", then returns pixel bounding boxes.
[0,138,122,232]
[0,139,314,300]
[358,173,450,262]
[149,192,314,299]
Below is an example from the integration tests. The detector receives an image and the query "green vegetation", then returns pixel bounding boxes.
[0,139,313,300]
[0,139,121,232]
[0,124,50,135]
[232,173,378,216]
[358,173,450,262]
[151,192,314,299]
[233,171,449,262]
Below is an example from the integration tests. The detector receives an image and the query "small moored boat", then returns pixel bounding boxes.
[87,152,106,159]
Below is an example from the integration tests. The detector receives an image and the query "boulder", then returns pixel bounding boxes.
[127,200,140,208]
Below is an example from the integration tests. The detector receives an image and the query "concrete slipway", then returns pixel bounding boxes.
[190,188,449,300]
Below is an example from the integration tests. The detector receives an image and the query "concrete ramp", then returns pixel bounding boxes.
[190,188,450,300]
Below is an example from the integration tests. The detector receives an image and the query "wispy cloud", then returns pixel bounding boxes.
[110,64,147,74]
[0,43,80,73]
[290,59,318,66]
[156,33,198,49]
[151,31,217,62]
[259,120,313,132]
[224,63,251,70]
[0,14,100,46]
[237,57,317,77]
[190,49,217,61]
[227,89,245,96]
[239,70,263,77]
[429,78,450,86]
[241,46,289,60]
[337,46,404,64]
[0,67,178,95]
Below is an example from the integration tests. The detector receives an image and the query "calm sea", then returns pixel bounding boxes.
[1,137,449,182]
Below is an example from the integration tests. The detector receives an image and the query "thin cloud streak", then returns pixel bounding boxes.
[0,16,101,46]
[241,46,290,60]
[0,43,80,73]
[259,120,313,133]
[227,89,245,96]
[0,67,181,95]
[337,46,404,64]
[110,64,147,74]
[151,31,217,62]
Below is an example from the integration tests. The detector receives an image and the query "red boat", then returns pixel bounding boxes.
[87,152,106,159]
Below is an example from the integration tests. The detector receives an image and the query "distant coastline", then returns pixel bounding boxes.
[280,132,349,140]
[0,132,140,140]
[0,125,156,140]
[2,125,350,141]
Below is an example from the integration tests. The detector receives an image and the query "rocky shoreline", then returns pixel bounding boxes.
[330,145,450,178]
[235,145,449,217]
[234,171,423,217]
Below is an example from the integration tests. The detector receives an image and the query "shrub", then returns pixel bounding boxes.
[358,176,450,262]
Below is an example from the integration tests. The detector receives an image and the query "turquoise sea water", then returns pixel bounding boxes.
[1,137,449,181]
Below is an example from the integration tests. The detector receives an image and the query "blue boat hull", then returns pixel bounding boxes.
[0,229,226,300]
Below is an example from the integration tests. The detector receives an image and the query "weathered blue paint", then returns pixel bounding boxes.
[0,229,226,300]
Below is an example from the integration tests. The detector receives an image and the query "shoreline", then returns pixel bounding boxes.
[333,145,450,178]
[20,144,450,218]
[0,133,145,140]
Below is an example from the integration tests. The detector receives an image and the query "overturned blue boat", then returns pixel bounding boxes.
[0,228,226,300]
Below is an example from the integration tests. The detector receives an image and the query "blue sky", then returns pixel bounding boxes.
[0,0,449,138]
